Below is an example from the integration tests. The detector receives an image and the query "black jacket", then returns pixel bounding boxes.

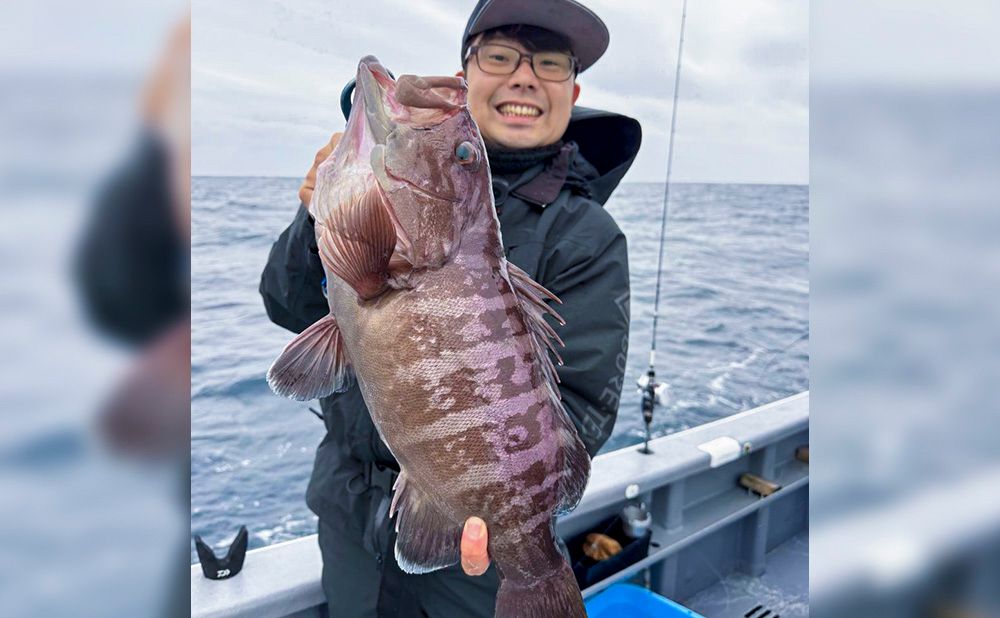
[260,106,641,542]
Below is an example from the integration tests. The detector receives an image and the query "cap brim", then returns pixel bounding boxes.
[468,0,609,72]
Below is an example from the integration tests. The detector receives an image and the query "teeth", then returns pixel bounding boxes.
[498,104,541,117]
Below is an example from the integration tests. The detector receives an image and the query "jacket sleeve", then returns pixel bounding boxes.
[259,204,329,334]
[540,213,630,456]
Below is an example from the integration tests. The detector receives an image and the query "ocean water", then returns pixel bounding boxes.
[191,178,809,560]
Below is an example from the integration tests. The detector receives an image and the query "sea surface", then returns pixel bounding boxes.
[191,178,809,560]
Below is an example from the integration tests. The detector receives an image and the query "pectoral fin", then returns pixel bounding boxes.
[267,314,354,400]
[319,184,397,301]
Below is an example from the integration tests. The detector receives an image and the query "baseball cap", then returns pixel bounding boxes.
[461,0,610,73]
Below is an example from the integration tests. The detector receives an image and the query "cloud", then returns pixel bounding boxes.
[193,0,808,184]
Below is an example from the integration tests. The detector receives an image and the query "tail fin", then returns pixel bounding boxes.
[495,560,586,618]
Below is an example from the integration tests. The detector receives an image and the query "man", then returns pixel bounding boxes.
[260,0,641,615]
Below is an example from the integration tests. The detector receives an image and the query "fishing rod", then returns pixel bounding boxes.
[639,0,688,455]
[341,79,358,120]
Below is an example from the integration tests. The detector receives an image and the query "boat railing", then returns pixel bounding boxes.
[560,391,809,600]
[191,391,809,618]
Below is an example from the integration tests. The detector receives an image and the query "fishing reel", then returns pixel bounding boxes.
[636,372,670,413]
[636,369,669,454]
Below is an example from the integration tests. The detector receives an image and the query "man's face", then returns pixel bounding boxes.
[458,36,581,150]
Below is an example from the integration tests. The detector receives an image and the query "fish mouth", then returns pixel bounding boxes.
[355,55,468,144]
[357,56,398,144]
[355,56,470,202]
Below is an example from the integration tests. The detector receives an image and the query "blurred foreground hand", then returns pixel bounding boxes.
[141,15,191,240]
[100,320,191,458]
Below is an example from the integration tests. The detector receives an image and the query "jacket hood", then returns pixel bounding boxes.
[491,106,642,210]
[564,106,642,205]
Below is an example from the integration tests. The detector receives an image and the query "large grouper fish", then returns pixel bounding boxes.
[267,56,590,617]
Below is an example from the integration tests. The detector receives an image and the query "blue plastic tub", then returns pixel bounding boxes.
[585,584,705,618]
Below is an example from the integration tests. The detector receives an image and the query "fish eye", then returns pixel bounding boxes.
[455,141,478,165]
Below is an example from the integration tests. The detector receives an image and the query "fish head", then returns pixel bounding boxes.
[335,56,493,267]
[368,68,487,204]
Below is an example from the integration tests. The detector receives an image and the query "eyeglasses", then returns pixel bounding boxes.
[467,44,577,83]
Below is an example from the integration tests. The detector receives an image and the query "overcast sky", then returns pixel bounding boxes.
[192,0,808,184]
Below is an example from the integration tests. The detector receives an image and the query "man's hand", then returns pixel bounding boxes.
[460,516,490,576]
[299,132,343,206]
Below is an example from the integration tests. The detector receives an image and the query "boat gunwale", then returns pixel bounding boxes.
[191,391,809,618]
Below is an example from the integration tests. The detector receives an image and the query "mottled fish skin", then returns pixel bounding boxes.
[290,56,589,616]
[331,212,574,540]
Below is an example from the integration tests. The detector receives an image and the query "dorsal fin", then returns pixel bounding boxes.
[507,263,565,384]
[506,263,590,513]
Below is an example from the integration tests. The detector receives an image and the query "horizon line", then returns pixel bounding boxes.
[192,175,809,188]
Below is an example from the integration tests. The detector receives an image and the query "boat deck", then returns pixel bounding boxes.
[685,529,809,618]
[191,393,809,618]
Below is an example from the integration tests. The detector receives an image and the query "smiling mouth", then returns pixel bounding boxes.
[496,103,543,118]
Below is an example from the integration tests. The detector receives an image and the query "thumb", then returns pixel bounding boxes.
[460,517,490,576]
